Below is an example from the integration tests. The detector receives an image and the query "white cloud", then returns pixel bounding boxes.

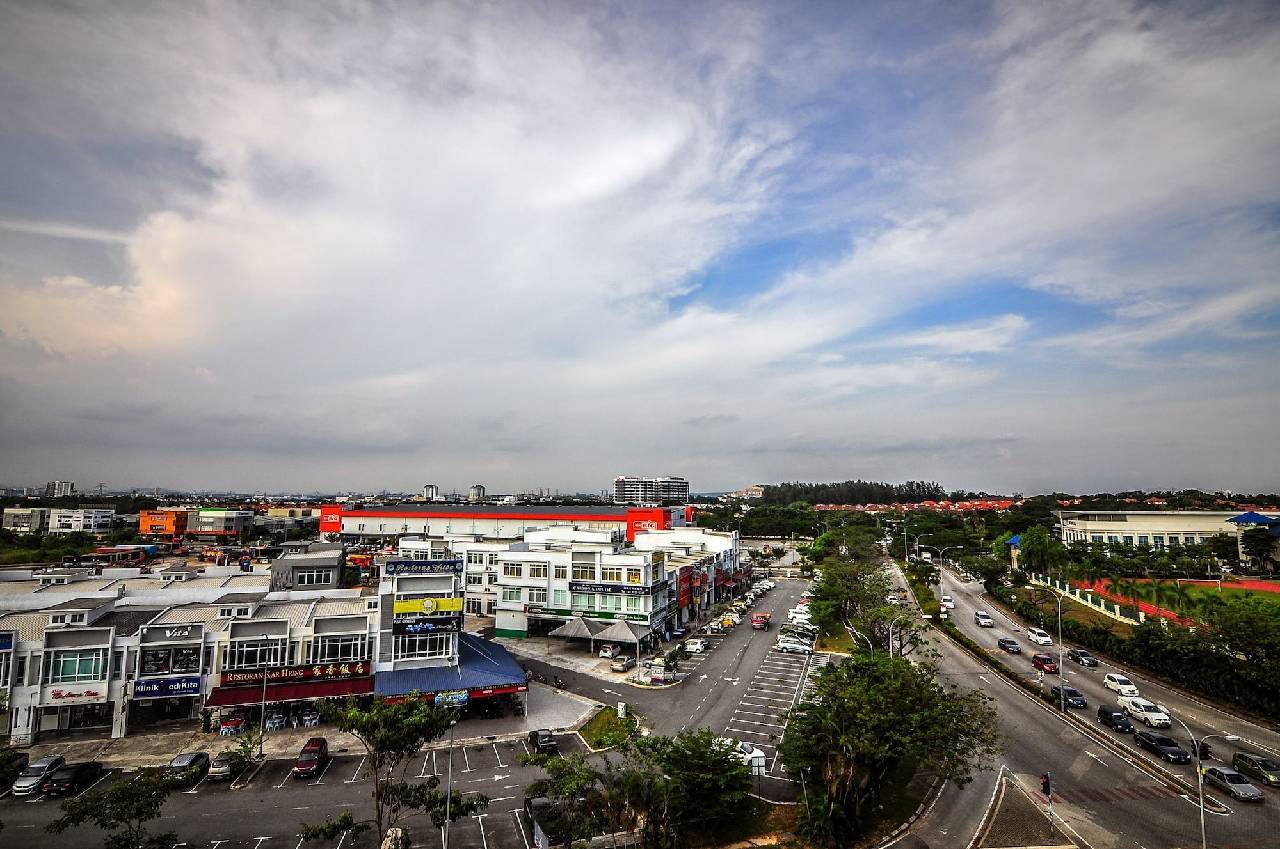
[880,314,1029,354]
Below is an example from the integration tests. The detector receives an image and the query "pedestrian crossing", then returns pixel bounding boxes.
[1051,783,1183,804]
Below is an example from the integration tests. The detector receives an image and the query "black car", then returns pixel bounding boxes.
[528,729,558,755]
[1048,686,1087,709]
[41,762,105,797]
[167,751,211,787]
[1134,730,1192,764]
[1097,704,1134,732]
[997,638,1021,654]
[1067,648,1098,667]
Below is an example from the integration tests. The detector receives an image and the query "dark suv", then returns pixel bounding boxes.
[528,729,558,755]
[1134,731,1191,764]
[41,762,105,797]
[1097,704,1134,732]
[292,738,329,778]
[1048,686,1087,709]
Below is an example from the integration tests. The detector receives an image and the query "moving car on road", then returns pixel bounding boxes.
[1097,704,1134,732]
[1118,696,1171,728]
[1067,648,1098,666]
[940,595,956,609]
[1133,730,1191,764]
[1026,627,1053,646]
[997,637,1021,654]
[1203,767,1266,802]
[292,738,329,779]
[1103,673,1140,697]
[11,755,65,796]
[1233,752,1280,786]
[974,611,994,627]
[1031,653,1059,674]
[40,761,104,797]
[1048,686,1087,709]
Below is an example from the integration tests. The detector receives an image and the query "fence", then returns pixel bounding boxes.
[1027,573,1145,626]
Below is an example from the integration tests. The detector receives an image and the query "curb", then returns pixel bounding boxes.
[230,757,267,790]
[872,775,945,847]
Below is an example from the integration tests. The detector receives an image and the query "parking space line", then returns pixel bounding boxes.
[311,757,335,785]
[185,772,210,794]
[476,813,490,849]
[735,709,785,721]
[492,743,505,769]
[741,694,794,704]
[729,727,778,738]
[732,718,787,728]
[462,747,472,773]
[344,755,366,784]
[512,809,531,849]
[77,769,114,797]
[275,766,293,789]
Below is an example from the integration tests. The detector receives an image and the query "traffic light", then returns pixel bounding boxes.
[1041,772,1053,797]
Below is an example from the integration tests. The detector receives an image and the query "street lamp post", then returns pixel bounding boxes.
[889,614,912,657]
[443,717,458,848]
[847,624,874,652]
[1173,719,1239,849]
[257,634,273,759]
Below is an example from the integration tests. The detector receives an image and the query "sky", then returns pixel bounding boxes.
[1,1,1278,496]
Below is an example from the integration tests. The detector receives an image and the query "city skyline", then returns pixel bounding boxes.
[2,2,1278,494]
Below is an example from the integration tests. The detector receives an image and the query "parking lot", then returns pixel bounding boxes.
[2,733,590,849]
[722,647,810,775]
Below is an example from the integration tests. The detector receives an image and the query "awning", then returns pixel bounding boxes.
[205,677,373,708]
[547,617,605,640]
[596,620,647,643]
[376,634,528,698]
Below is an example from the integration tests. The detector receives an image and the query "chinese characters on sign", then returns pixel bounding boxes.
[220,662,368,686]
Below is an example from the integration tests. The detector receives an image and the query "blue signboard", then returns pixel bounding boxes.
[435,689,469,707]
[0,632,12,652]
[132,675,202,699]
[382,559,463,575]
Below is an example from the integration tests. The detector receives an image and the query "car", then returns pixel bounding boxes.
[974,611,994,627]
[1134,730,1191,764]
[940,595,956,609]
[598,644,624,659]
[997,637,1021,654]
[1203,767,1265,802]
[1097,704,1134,732]
[1103,673,1140,697]
[528,729,558,755]
[1026,627,1053,646]
[644,655,669,670]
[1233,752,1280,787]
[684,638,708,654]
[779,628,815,642]
[207,752,236,781]
[886,594,901,605]
[1031,653,1059,674]
[610,655,636,672]
[12,755,66,796]
[1048,686,1087,709]
[1068,648,1098,667]
[774,640,812,654]
[292,738,329,778]
[41,761,105,796]
[1118,696,1170,728]
[167,751,211,787]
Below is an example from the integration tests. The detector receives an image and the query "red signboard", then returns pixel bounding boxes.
[220,662,369,687]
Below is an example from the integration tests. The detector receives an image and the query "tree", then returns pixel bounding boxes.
[1017,526,1065,575]
[47,766,175,849]
[627,728,752,848]
[300,695,488,845]
[1240,527,1276,572]
[522,751,609,847]
[781,654,1000,847]
[1204,533,1240,571]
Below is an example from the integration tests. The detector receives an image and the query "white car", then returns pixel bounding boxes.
[1103,673,1140,697]
[940,595,956,609]
[974,611,994,627]
[684,638,708,654]
[1118,696,1171,728]
[1026,627,1053,646]
[774,639,812,654]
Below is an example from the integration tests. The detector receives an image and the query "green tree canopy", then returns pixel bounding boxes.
[47,766,175,849]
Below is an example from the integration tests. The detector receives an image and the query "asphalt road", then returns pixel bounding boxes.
[924,566,1280,848]
[1,733,586,849]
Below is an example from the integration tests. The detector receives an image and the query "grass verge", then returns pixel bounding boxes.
[579,705,641,751]
[815,629,855,653]
[687,797,799,847]
[1012,587,1134,637]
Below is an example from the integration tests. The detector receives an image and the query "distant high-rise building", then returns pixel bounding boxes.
[422,483,440,501]
[468,484,487,503]
[614,476,690,504]
[44,480,76,498]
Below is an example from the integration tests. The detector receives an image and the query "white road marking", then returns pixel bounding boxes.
[492,743,505,769]
[344,755,366,784]
[1085,751,1109,768]
[310,757,335,786]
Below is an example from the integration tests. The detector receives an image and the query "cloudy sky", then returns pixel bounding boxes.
[1,1,1278,496]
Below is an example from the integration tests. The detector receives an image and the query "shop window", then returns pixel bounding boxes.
[552,590,568,608]
[626,596,642,612]
[502,587,523,602]
[48,649,106,683]
[311,635,367,664]
[571,593,594,611]
[296,569,333,586]
[502,563,523,578]
[572,563,595,581]
[626,568,642,584]
[554,563,567,580]
[465,598,483,616]
[600,566,623,583]
[528,588,547,605]
[394,632,452,660]
[224,639,285,670]
[528,562,549,579]
[600,595,622,612]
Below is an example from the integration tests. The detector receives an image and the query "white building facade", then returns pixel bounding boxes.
[48,508,115,535]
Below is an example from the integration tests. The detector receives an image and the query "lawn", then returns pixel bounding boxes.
[815,629,855,654]
[1014,587,1134,638]
[1176,583,1280,612]
[686,797,799,847]
[578,705,641,750]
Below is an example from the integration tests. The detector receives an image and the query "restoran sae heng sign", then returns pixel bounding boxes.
[221,662,368,686]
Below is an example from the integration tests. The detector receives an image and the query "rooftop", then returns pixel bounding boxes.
[341,503,634,517]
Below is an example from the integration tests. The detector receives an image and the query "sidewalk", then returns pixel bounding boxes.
[494,635,633,683]
[16,684,596,770]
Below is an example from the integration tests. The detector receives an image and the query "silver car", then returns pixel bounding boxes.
[12,755,65,796]
[1203,767,1265,802]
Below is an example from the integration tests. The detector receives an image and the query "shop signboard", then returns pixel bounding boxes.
[434,689,469,707]
[221,661,369,687]
[393,597,464,616]
[42,684,107,706]
[567,581,649,596]
[133,675,202,699]
[392,615,462,635]
[0,631,12,651]
[382,559,463,576]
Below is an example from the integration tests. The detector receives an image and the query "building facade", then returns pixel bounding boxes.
[321,503,689,543]
[2,507,51,534]
[1057,510,1251,548]
[48,508,115,535]
[188,509,254,540]
[138,509,189,542]
[613,476,690,504]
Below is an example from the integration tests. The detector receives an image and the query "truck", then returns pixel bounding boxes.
[751,612,771,630]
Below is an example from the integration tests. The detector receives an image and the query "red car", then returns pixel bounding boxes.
[1032,653,1059,674]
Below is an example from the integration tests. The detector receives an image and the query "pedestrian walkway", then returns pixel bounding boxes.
[974,773,1078,849]
[16,684,594,770]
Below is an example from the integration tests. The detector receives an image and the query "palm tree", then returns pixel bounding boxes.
[1168,581,1194,617]
[1150,579,1176,612]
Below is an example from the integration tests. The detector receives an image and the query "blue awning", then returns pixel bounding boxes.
[375,633,527,697]
[1227,512,1279,525]
[1006,534,1021,546]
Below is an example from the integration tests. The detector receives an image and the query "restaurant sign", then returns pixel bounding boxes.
[434,689,469,707]
[393,597,464,616]
[42,684,106,706]
[382,559,463,576]
[221,662,369,686]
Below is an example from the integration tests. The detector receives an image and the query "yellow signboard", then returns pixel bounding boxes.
[393,597,463,615]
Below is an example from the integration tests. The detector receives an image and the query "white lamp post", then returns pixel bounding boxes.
[1173,718,1238,849]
